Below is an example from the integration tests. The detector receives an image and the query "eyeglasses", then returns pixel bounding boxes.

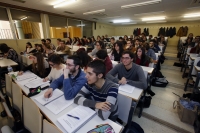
[66,63,75,67]
[121,57,131,60]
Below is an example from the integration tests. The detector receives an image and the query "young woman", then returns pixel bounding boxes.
[21,42,35,54]
[134,47,151,67]
[190,42,200,54]
[124,35,128,42]
[111,41,124,62]
[43,54,66,82]
[90,41,105,57]
[76,50,92,71]
[71,37,78,46]
[79,38,86,46]
[87,37,94,49]
[97,36,101,41]
[19,52,50,78]
[43,43,54,57]
[37,44,44,53]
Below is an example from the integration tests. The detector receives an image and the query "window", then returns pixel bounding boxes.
[68,19,82,38]
[10,8,43,39]
[82,21,93,38]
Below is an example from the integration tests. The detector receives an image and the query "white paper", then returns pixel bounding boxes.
[34,89,63,106]
[57,105,96,133]
[16,72,37,81]
[119,84,135,93]
[45,96,73,115]
[24,78,50,88]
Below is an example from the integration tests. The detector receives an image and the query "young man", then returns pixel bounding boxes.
[44,55,87,100]
[74,60,118,121]
[46,38,56,50]
[106,50,147,89]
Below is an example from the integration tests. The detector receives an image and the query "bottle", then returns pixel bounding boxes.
[7,66,13,73]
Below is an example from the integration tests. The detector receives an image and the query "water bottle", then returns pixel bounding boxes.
[7,66,13,73]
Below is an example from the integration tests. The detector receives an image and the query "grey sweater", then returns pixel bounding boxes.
[106,63,147,89]
[74,80,118,121]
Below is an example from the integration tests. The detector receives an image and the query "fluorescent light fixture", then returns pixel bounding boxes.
[181,18,200,21]
[142,16,165,21]
[113,19,130,23]
[83,9,105,15]
[101,16,121,19]
[52,0,65,5]
[187,6,200,10]
[21,17,27,20]
[121,23,137,25]
[134,11,164,16]
[146,21,166,23]
[184,13,200,18]
[77,24,85,26]
[53,0,76,8]
[121,0,161,9]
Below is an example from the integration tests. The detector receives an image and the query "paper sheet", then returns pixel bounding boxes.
[16,72,37,81]
[119,84,135,93]
[24,78,49,88]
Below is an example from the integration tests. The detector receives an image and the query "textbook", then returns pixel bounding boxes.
[57,105,96,133]
[24,78,50,88]
[119,84,135,93]
[16,72,37,81]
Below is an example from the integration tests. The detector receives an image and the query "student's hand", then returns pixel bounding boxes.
[95,102,111,111]
[44,88,53,98]
[18,71,23,75]
[43,77,49,82]
[118,77,127,85]
[63,68,69,79]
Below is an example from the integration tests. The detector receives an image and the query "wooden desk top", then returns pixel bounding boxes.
[141,66,154,74]
[0,58,18,68]
[119,87,143,102]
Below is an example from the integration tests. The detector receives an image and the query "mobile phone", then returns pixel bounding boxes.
[87,124,115,133]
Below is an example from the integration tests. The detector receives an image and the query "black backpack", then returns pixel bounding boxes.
[122,122,144,133]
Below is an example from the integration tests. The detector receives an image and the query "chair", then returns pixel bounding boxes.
[23,95,42,133]
[43,119,62,133]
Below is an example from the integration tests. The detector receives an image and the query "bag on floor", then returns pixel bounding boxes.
[122,121,144,133]
[152,77,168,87]
[137,96,152,108]
[193,107,200,133]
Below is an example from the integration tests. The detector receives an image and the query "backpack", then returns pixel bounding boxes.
[122,122,144,133]
[152,77,168,87]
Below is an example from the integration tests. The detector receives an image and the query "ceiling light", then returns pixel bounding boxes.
[52,0,65,5]
[187,6,200,10]
[121,23,137,25]
[113,19,130,23]
[101,16,121,19]
[184,13,200,18]
[21,16,27,20]
[181,18,200,21]
[53,0,76,8]
[134,11,164,16]
[146,21,166,23]
[142,16,165,21]
[121,0,162,9]
[77,24,85,26]
[83,9,105,15]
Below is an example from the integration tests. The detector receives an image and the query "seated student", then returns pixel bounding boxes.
[46,38,56,50]
[96,50,112,74]
[159,36,166,46]
[76,50,92,71]
[110,41,124,62]
[190,42,200,54]
[41,39,46,45]
[43,43,54,57]
[37,44,44,53]
[87,37,94,49]
[21,42,35,54]
[90,41,105,57]
[106,50,147,89]
[71,37,78,46]
[183,38,193,47]
[134,47,151,67]
[124,40,136,53]
[0,43,19,64]
[145,43,157,62]
[107,37,115,49]
[74,60,118,121]
[44,55,87,100]
[43,54,66,82]
[149,40,160,53]
[19,52,50,78]
[56,40,71,54]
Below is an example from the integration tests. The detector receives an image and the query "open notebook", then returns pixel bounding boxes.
[24,78,50,88]
[119,84,135,93]
[57,105,96,133]
[16,72,37,81]
[34,89,73,115]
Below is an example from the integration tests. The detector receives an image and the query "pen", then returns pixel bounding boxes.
[67,114,80,120]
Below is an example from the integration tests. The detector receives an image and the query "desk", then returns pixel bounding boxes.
[195,66,200,72]
[141,66,154,74]
[190,56,198,61]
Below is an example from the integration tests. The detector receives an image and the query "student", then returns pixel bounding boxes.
[46,38,56,50]
[96,50,112,74]
[190,42,200,54]
[107,37,115,49]
[90,41,105,57]
[21,42,35,54]
[56,40,71,55]
[76,50,92,71]
[74,60,118,121]
[43,43,54,57]
[149,40,160,53]
[44,55,87,100]
[87,37,94,49]
[19,52,50,78]
[134,47,151,67]
[124,40,136,53]
[43,54,66,82]
[111,41,124,62]
[106,50,147,89]
[37,44,44,53]
[41,39,46,45]
[145,43,157,62]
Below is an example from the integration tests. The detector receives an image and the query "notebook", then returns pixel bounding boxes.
[24,78,50,88]
[119,84,135,93]
[16,72,37,81]
[57,105,96,133]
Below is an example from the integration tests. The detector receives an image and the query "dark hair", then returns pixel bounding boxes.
[110,37,115,40]
[26,42,32,48]
[61,40,65,44]
[67,55,81,67]
[57,38,61,42]
[73,37,77,42]
[96,41,105,49]
[41,39,46,43]
[136,47,146,65]
[119,37,123,40]
[34,44,39,47]
[97,35,101,40]
[91,36,96,42]
[122,50,134,59]
[80,38,85,46]
[88,60,106,78]
[124,35,128,40]
[112,41,124,55]
[32,52,45,77]
[87,37,92,43]
[83,36,86,38]
[145,43,150,50]
[46,38,51,42]
[0,43,11,53]
[96,50,108,60]
[37,44,44,52]
[48,54,62,65]
[76,50,92,68]
[43,43,51,49]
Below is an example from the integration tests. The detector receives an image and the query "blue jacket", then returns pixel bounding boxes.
[49,69,86,100]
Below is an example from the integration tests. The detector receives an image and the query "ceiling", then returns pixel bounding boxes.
[1,0,200,25]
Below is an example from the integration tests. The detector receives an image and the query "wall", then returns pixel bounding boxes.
[93,22,115,38]
[114,21,200,46]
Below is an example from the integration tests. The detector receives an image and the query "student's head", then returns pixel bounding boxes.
[43,43,51,50]
[110,37,115,44]
[188,33,193,38]
[48,54,62,68]
[66,55,81,74]
[41,39,46,44]
[101,36,105,39]
[161,37,165,42]
[127,40,133,47]
[95,41,105,50]
[57,38,61,45]
[119,37,123,41]
[136,47,145,58]
[26,42,32,48]
[86,60,106,84]
[124,35,128,40]
[76,50,92,68]
[60,40,65,46]
[195,36,200,43]
[97,36,101,41]
[31,52,45,76]
[80,38,85,46]
[37,44,44,52]
[121,50,134,66]
[87,37,92,43]
[34,44,39,49]
[149,35,153,39]
[46,38,51,44]
[96,50,108,61]
[149,40,155,48]
[73,37,77,42]
[130,35,133,38]
[91,36,96,42]
[135,39,140,47]
[0,43,10,53]
[113,41,123,52]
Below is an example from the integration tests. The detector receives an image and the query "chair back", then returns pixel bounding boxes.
[43,119,62,133]
[23,95,42,133]
[117,93,132,124]
[5,74,12,98]
[12,82,23,118]
[191,57,200,75]
[188,54,198,65]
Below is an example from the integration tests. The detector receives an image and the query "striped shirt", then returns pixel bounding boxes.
[74,80,118,121]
